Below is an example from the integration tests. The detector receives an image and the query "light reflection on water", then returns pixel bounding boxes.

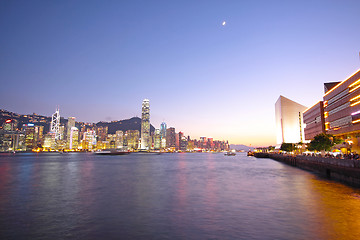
[0,152,360,239]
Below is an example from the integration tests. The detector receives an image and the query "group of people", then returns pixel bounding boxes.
[303,152,360,160]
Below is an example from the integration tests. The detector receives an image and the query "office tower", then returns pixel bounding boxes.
[83,129,97,150]
[50,107,61,140]
[160,122,167,138]
[59,125,65,140]
[23,123,38,150]
[178,132,183,150]
[0,119,24,151]
[67,117,76,146]
[154,129,161,150]
[69,127,79,149]
[160,122,167,149]
[96,126,108,142]
[124,130,139,150]
[141,99,150,150]
[3,119,17,131]
[207,137,214,149]
[115,130,124,149]
[179,132,188,151]
[200,137,207,149]
[166,127,176,149]
[43,132,56,149]
[275,95,307,144]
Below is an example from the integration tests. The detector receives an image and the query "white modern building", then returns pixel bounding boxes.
[275,95,307,145]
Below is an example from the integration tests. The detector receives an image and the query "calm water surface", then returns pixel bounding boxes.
[1,152,360,239]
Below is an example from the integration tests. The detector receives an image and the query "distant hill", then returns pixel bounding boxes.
[96,117,155,134]
[0,109,54,132]
[230,144,254,151]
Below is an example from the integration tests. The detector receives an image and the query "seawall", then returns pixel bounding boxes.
[254,153,360,187]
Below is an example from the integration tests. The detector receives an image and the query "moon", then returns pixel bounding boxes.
[222,21,226,26]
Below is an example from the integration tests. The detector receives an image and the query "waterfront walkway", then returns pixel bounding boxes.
[255,153,360,187]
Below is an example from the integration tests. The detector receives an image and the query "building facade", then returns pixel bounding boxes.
[67,117,76,147]
[323,69,360,152]
[166,127,176,149]
[275,95,307,145]
[303,101,325,141]
[69,127,79,150]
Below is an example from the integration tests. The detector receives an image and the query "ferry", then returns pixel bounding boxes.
[94,149,130,155]
[224,151,236,156]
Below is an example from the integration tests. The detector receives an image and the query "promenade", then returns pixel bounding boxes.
[255,153,360,187]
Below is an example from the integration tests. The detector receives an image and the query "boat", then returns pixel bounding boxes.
[224,151,236,156]
[94,149,130,155]
[247,151,254,156]
[133,150,161,155]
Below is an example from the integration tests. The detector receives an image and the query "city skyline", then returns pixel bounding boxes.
[1,1,360,146]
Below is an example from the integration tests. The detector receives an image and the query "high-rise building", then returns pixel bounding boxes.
[0,119,25,151]
[67,117,76,146]
[59,125,65,140]
[154,129,161,150]
[166,127,176,149]
[69,127,79,150]
[23,123,41,150]
[141,99,150,150]
[124,130,139,150]
[179,132,188,151]
[3,119,17,131]
[115,130,124,149]
[83,129,97,150]
[160,122,167,149]
[43,132,56,149]
[275,95,307,144]
[160,122,167,138]
[50,107,61,140]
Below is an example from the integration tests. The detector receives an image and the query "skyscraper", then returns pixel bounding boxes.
[69,127,79,150]
[154,129,161,150]
[141,99,150,150]
[160,122,167,138]
[67,117,76,147]
[166,127,176,149]
[160,122,167,149]
[115,130,124,149]
[50,107,61,140]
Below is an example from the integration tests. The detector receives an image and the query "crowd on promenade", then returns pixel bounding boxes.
[302,152,360,160]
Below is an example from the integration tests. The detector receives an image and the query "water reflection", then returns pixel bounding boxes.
[1,153,360,239]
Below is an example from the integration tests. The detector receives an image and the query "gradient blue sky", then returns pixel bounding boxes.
[1,0,360,146]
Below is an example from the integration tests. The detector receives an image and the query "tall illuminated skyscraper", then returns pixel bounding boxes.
[160,122,167,149]
[69,127,79,149]
[141,99,150,150]
[160,122,166,138]
[50,107,61,140]
[154,129,161,150]
[67,117,76,147]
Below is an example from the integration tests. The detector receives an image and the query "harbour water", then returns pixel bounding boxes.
[1,152,360,239]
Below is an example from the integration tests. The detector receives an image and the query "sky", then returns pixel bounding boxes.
[1,0,360,146]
